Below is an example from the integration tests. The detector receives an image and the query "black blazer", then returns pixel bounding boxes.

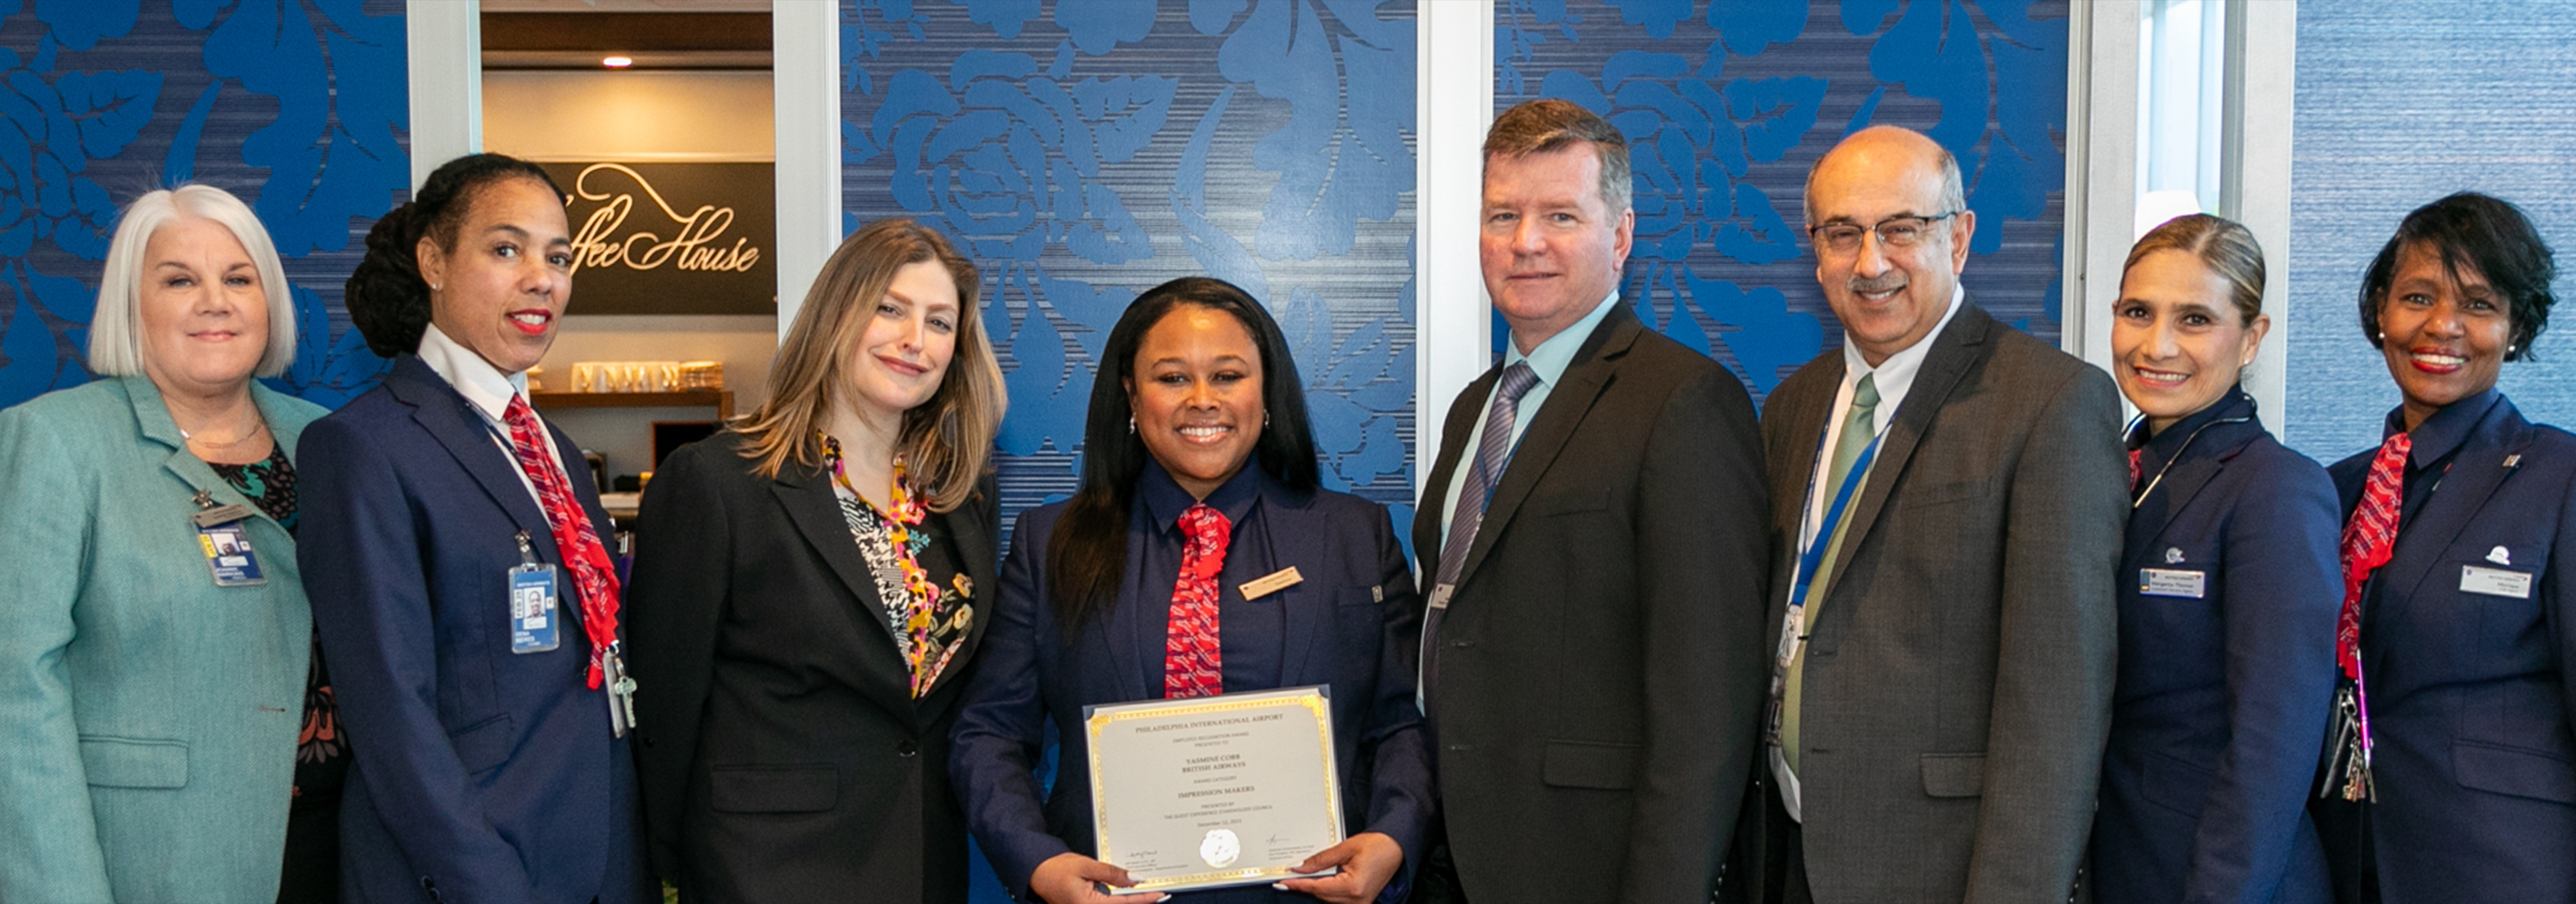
[1412,302,1772,903]
[626,432,999,903]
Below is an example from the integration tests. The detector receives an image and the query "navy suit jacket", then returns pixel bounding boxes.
[2316,391,2576,902]
[2090,389,2338,904]
[298,355,651,904]
[949,471,1431,902]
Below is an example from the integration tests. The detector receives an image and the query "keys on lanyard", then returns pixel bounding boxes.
[603,642,637,738]
[507,531,637,737]
[2319,683,2376,802]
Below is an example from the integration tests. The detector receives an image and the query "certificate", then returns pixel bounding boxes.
[1085,686,1344,895]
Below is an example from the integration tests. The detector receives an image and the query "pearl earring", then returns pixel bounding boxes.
[1127,415,1136,435]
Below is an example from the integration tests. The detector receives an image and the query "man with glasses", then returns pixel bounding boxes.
[1734,124,2125,903]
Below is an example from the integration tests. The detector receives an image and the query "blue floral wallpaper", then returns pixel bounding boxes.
[0,0,407,411]
[842,0,1420,543]
[1500,0,2067,397]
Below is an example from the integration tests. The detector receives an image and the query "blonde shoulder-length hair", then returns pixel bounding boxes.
[734,218,1003,512]
[88,184,298,378]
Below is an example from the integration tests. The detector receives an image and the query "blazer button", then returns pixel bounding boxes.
[896,739,919,757]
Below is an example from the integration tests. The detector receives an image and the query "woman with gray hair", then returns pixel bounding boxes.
[0,184,334,903]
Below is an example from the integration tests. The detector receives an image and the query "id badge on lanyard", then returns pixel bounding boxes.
[509,530,562,654]
[190,490,266,587]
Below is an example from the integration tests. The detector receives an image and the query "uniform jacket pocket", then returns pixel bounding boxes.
[79,736,188,789]
[449,714,515,775]
[1542,740,1638,790]
[2455,740,2576,804]
[1920,752,1986,798]
[710,765,840,813]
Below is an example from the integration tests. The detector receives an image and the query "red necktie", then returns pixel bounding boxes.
[2335,432,2410,685]
[503,395,624,689]
[2128,448,2143,493]
[1164,503,1231,699]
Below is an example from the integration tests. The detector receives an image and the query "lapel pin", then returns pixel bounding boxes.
[2165,547,2185,564]
[2489,546,2513,566]
[2504,453,2523,469]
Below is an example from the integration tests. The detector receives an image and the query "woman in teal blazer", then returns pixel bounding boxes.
[0,186,330,903]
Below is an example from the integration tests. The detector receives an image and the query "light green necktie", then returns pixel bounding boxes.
[1784,373,1878,774]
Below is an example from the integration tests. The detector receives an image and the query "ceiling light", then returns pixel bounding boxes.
[601,55,634,68]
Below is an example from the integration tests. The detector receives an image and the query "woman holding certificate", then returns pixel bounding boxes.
[951,277,1431,904]
[627,218,1005,902]
[2308,193,2576,902]
[2085,214,2339,904]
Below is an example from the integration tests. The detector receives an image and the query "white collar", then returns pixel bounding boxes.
[415,323,529,423]
[1837,283,1965,422]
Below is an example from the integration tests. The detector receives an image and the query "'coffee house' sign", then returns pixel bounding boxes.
[539,162,776,316]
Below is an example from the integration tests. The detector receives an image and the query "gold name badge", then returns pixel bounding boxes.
[1238,567,1304,600]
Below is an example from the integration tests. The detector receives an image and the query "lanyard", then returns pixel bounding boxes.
[2127,412,2252,509]
[1788,430,1884,615]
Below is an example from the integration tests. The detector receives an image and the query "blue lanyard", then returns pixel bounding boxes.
[1788,431,1884,614]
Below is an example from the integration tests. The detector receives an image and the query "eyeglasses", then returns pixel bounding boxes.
[1808,212,1963,254]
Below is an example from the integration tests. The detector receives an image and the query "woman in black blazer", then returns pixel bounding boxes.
[626,218,1008,903]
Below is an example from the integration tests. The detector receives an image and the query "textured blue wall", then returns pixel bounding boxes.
[2287,1,2576,462]
[841,0,1420,554]
[1499,0,2068,401]
[0,0,408,411]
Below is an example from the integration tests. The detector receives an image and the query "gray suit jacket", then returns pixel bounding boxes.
[1756,302,2124,902]
[1415,302,1772,903]
[0,376,327,904]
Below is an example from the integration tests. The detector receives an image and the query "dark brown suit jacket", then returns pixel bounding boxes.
[1750,302,2124,903]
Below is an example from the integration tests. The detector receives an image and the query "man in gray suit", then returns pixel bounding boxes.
[1746,124,2124,903]
[1415,98,1770,904]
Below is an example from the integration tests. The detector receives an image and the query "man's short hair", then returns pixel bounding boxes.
[1801,126,1967,227]
[1484,98,1633,215]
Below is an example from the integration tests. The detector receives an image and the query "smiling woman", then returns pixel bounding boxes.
[2311,192,2576,900]
[0,184,333,903]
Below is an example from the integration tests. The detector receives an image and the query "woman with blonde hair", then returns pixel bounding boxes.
[0,184,333,902]
[627,216,1006,902]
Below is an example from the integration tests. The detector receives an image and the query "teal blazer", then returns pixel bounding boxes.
[0,375,327,903]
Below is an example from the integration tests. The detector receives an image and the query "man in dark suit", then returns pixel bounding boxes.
[1413,98,1771,904]
[1743,124,2125,903]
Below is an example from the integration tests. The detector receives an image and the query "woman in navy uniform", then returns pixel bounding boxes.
[949,277,1431,904]
[299,154,653,904]
[2310,192,2576,903]
[2089,214,2340,903]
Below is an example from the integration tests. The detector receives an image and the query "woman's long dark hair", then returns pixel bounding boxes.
[346,154,562,357]
[1047,277,1319,626]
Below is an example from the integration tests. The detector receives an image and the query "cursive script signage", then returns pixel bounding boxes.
[539,162,776,316]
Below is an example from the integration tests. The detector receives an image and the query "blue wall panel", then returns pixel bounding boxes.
[2287,1,2576,461]
[1497,0,2068,402]
[840,0,1420,554]
[0,0,408,411]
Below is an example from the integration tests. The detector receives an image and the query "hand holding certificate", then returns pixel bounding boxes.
[1085,686,1347,895]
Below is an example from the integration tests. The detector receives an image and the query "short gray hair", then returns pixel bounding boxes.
[88,184,298,379]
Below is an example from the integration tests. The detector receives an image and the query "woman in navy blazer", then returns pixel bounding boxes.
[626,218,1007,903]
[2089,215,2340,904]
[950,278,1431,904]
[2310,193,2576,903]
[298,154,651,904]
